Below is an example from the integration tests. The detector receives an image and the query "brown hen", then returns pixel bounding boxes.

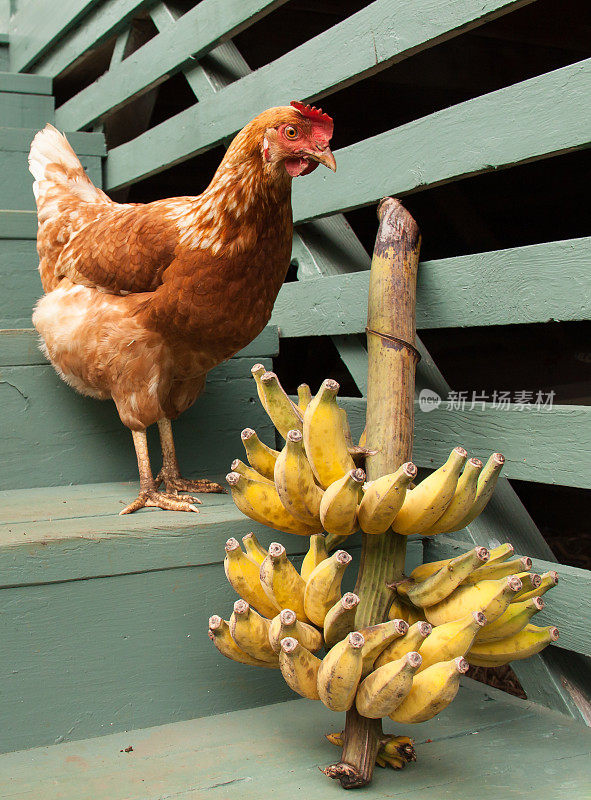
[29,102,336,513]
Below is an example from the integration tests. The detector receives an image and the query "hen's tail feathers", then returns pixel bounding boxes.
[29,124,110,223]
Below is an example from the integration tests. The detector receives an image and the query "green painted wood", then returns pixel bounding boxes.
[0,240,41,329]
[0,210,37,239]
[0,92,54,128]
[338,398,591,489]
[0,126,105,155]
[9,0,101,73]
[31,0,155,78]
[422,537,591,658]
[55,0,289,131]
[1,688,589,798]
[0,72,52,94]
[272,238,591,335]
[104,0,534,189]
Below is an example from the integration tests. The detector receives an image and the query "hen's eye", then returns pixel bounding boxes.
[284,126,298,140]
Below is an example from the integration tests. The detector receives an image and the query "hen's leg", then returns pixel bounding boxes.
[120,429,201,515]
[155,418,226,496]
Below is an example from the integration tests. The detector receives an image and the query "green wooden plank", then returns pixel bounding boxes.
[338,398,591,489]
[104,0,535,189]
[55,0,289,131]
[0,92,54,128]
[422,537,591,658]
[0,126,105,155]
[31,0,155,78]
[0,72,52,94]
[0,210,37,239]
[1,689,589,798]
[0,240,41,329]
[9,0,101,73]
[272,238,591,336]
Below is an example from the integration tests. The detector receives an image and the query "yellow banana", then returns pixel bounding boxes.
[325,732,415,770]
[223,537,279,618]
[304,549,353,626]
[475,597,544,642]
[409,542,514,583]
[422,458,483,535]
[274,430,324,524]
[319,468,365,536]
[406,603,427,625]
[230,458,273,484]
[229,600,279,664]
[297,383,312,412]
[512,570,558,602]
[300,533,328,582]
[358,618,409,676]
[359,426,367,448]
[467,624,559,667]
[260,542,309,622]
[357,462,417,535]
[355,651,422,718]
[317,631,365,711]
[389,657,469,723]
[387,594,410,622]
[303,379,356,488]
[392,447,468,535]
[208,615,277,668]
[417,611,487,672]
[258,370,303,439]
[278,637,321,699]
[226,472,321,536]
[241,427,278,481]
[241,531,267,566]
[251,363,269,410]
[375,621,433,668]
[511,572,542,599]
[463,556,532,585]
[405,546,490,607]
[323,592,360,649]
[455,452,505,528]
[424,575,523,626]
[268,608,323,654]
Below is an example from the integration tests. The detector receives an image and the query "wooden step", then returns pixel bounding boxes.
[0,71,54,128]
[1,684,589,799]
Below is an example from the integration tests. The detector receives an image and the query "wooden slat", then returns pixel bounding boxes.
[103,0,536,189]
[273,237,591,335]
[9,0,101,73]
[339,398,591,489]
[54,0,288,130]
[0,210,37,239]
[31,0,155,78]
[0,73,51,94]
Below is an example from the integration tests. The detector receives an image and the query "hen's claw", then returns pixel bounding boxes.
[156,473,226,496]
[120,489,201,515]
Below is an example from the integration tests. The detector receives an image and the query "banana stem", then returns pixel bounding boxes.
[328,198,421,789]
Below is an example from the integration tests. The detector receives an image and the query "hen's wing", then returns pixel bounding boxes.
[30,124,180,294]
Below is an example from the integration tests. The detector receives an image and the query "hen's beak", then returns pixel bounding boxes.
[310,146,337,172]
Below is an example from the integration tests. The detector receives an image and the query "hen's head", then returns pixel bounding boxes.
[230,102,336,178]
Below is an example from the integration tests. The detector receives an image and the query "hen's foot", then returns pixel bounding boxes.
[156,472,227,496]
[120,489,201,515]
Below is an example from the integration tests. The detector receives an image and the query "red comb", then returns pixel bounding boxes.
[290,100,333,141]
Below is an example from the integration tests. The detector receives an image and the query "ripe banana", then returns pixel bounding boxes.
[317,631,365,712]
[512,572,542,598]
[241,532,267,566]
[229,600,279,664]
[422,458,483,535]
[454,452,505,528]
[304,549,353,626]
[356,651,422,718]
[424,575,523,626]
[467,624,559,667]
[320,468,365,536]
[274,430,324,524]
[389,657,469,723]
[260,542,309,622]
[475,597,544,643]
[375,621,432,668]
[297,383,312,411]
[323,592,360,649]
[358,618,409,676]
[300,533,328,582]
[512,570,558,602]
[226,472,321,536]
[251,363,269,410]
[224,537,279,618]
[357,462,417,535]
[392,447,468,535]
[241,427,278,481]
[230,458,273,485]
[208,615,277,668]
[387,594,410,623]
[268,608,323,653]
[463,556,532,585]
[409,542,514,583]
[258,370,303,439]
[279,637,321,699]
[303,379,356,488]
[405,546,490,607]
[417,611,487,672]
